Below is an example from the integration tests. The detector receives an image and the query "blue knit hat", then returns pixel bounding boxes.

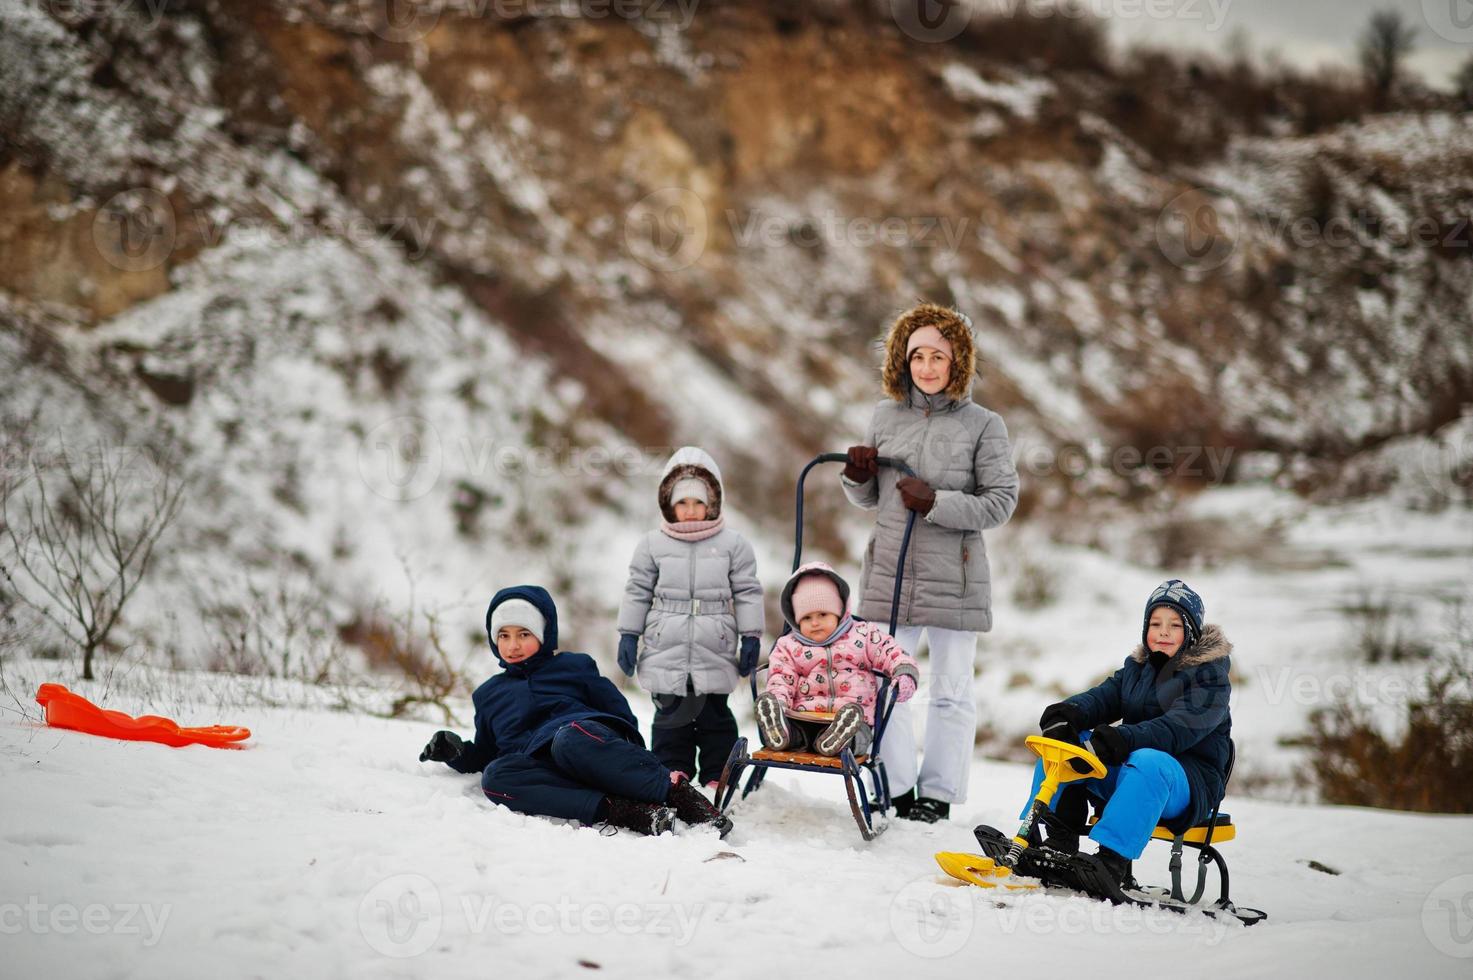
[1143,579,1205,650]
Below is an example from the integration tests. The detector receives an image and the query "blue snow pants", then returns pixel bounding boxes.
[1021,735,1191,860]
[480,720,671,825]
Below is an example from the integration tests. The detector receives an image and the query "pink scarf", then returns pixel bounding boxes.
[661,515,726,542]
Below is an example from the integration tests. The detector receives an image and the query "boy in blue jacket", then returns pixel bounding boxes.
[419,585,729,837]
[1031,579,1233,887]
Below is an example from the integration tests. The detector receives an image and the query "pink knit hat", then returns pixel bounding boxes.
[790,572,844,622]
[906,324,953,361]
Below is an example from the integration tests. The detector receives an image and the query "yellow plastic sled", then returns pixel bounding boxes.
[935,735,1105,886]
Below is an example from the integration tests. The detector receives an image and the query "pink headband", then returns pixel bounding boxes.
[905,325,953,361]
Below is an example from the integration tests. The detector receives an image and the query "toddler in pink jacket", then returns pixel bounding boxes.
[755,562,919,757]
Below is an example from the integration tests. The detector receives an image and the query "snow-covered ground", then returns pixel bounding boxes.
[3,660,1472,979]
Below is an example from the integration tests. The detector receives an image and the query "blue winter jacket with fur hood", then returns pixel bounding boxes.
[1066,624,1234,831]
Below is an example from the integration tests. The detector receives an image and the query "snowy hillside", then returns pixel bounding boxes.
[2,661,1472,978]
[1,0,1470,821]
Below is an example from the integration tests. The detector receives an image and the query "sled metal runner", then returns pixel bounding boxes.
[714,453,918,841]
[935,735,1267,924]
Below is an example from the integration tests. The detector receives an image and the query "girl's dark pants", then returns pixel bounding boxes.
[650,685,738,785]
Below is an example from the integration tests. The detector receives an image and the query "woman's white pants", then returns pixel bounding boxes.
[879,625,977,804]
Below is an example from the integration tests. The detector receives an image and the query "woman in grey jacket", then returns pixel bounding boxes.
[841,303,1020,822]
[617,447,765,787]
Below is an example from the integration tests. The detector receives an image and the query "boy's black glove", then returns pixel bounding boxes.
[843,445,879,483]
[896,477,936,515]
[419,730,465,764]
[617,634,639,677]
[1041,702,1096,773]
[738,636,760,677]
[1039,701,1085,743]
[1087,725,1129,767]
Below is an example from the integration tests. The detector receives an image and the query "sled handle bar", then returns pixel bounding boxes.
[749,453,918,702]
[794,453,917,636]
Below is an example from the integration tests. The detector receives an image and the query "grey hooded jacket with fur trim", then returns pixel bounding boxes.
[617,448,765,696]
[842,387,1019,632]
[841,304,1019,632]
[1065,625,1235,832]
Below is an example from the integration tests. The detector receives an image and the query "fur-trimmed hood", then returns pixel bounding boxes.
[1130,623,1231,667]
[657,446,725,522]
[881,303,978,402]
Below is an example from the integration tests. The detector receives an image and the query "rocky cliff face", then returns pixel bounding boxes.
[2,0,1469,670]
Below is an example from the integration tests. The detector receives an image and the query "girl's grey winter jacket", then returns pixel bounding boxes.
[617,449,765,696]
[842,389,1019,632]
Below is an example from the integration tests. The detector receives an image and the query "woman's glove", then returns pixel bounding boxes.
[1087,725,1130,767]
[893,675,917,703]
[419,730,465,764]
[617,634,639,677]
[738,636,760,677]
[896,476,936,515]
[844,445,879,483]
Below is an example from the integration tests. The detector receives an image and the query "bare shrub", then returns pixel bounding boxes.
[1011,556,1060,610]
[1,443,184,680]
[338,589,475,724]
[955,3,1111,76]
[1341,587,1437,664]
[194,569,353,684]
[1358,8,1417,108]
[1298,597,1473,813]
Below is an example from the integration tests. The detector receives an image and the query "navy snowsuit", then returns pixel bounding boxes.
[445,586,672,824]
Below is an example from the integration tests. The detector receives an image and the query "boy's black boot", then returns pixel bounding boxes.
[1042,785,1087,854]
[603,798,675,837]
[1094,845,1136,891]
[667,776,734,839]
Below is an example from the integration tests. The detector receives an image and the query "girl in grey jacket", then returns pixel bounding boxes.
[841,304,1020,822]
[617,447,765,787]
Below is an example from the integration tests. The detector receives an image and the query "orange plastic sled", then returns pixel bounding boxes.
[35,683,251,749]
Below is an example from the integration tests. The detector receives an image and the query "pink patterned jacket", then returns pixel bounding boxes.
[766,615,918,726]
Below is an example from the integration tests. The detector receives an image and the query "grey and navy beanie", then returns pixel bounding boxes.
[1143,579,1205,650]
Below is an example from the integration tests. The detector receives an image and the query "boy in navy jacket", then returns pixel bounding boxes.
[1032,580,1233,886]
[420,585,728,836]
